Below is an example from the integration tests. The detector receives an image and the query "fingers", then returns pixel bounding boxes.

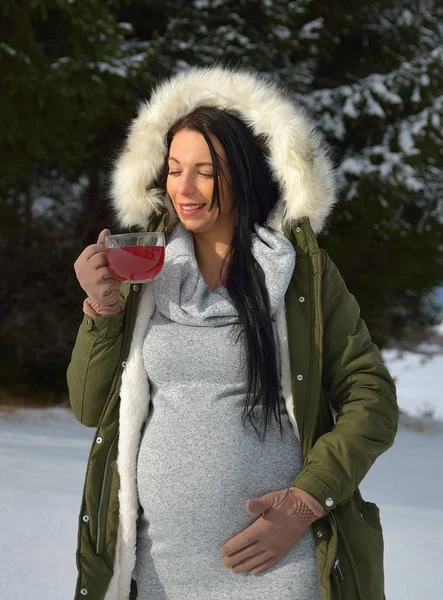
[81,244,108,261]
[245,492,275,516]
[80,228,111,262]
[222,540,258,566]
[220,539,279,575]
[250,554,280,576]
[220,525,260,558]
[88,251,108,271]
[100,270,121,283]
[230,550,270,575]
[73,229,122,304]
[74,256,120,298]
[220,535,280,575]
[77,251,119,284]
[97,228,110,245]
[86,254,120,287]
[221,541,261,569]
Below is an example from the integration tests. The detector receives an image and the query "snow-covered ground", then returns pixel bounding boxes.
[382,320,443,420]
[383,349,443,420]
[1,403,442,600]
[0,408,93,600]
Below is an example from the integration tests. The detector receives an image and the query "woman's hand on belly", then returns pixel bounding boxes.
[219,487,323,576]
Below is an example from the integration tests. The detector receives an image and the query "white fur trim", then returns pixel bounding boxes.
[275,303,299,439]
[104,283,156,599]
[103,524,122,600]
[111,66,337,234]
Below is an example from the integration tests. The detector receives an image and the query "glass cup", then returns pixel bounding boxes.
[104,232,165,283]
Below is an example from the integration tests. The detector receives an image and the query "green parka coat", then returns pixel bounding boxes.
[67,66,398,600]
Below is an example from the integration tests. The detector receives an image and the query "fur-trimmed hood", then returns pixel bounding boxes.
[111,66,337,234]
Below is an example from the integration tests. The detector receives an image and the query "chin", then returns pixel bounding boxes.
[178,218,206,232]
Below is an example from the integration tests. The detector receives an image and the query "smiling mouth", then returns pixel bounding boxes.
[180,204,206,211]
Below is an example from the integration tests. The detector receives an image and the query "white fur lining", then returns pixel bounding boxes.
[111,66,337,235]
[275,303,299,439]
[103,284,299,599]
[104,283,155,600]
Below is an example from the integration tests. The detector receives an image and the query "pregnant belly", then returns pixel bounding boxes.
[136,389,302,554]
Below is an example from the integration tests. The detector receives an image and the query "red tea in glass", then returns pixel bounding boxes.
[104,232,165,283]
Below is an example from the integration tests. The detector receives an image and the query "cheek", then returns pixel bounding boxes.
[200,179,214,201]
[166,179,181,208]
[219,188,235,216]
[166,178,174,198]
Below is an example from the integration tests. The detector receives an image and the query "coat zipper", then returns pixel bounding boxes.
[330,512,344,581]
[331,510,368,600]
[322,510,339,600]
[334,558,344,581]
[96,432,119,554]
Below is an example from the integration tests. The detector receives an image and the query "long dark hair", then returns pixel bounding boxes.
[163,107,283,440]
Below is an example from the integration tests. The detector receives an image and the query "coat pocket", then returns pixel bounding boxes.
[333,493,385,600]
[331,561,343,600]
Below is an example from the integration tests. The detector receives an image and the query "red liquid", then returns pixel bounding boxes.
[106,246,165,282]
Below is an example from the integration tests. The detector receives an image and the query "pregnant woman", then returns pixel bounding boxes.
[68,66,398,600]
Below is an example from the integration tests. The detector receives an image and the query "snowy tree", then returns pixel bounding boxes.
[147,0,443,345]
[0,0,134,391]
[1,0,443,397]
[305,1,443,344]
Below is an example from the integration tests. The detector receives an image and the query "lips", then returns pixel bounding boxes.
[178,203,206,217]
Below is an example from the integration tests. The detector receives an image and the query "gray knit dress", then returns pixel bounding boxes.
[134,223,322,600]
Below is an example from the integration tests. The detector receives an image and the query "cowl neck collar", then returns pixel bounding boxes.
[153,222,295,327]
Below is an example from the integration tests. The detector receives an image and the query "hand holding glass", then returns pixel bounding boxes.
[104,232,165,283]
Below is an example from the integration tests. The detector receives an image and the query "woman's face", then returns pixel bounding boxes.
[166,129,236,238]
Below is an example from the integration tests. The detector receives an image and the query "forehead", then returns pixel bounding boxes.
[168,129,226,161]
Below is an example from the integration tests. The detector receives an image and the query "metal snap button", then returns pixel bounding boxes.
[96,437,103,444]
[82,515,90,523]
[297,374,303,381]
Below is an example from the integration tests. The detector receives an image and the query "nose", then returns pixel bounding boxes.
[176,173,196,197]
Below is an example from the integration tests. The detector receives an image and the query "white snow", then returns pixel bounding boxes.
[1,344,443,600]
[299,19,324,41]
[272,25,292,40]
[343,94,360,119]
[0,408,93,599]
[362,418,443,600]
[398,128,417,155]
[118,22,134,34]
[364,92,386,118]
[369,78,402,106]
[0,42,17,56]
[383,349,443,419]
[398,9,414,27]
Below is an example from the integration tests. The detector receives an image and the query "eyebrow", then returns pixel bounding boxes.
[168,157,213,167]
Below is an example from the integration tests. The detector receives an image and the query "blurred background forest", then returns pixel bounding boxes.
[1,0,442,402]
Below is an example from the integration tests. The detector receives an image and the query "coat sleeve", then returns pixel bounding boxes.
[292,251,398,512]
[67,311,125,427]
